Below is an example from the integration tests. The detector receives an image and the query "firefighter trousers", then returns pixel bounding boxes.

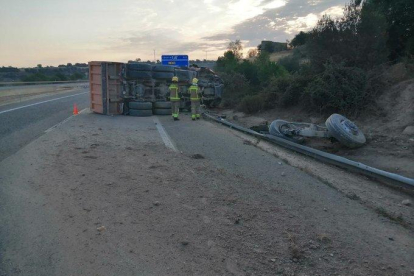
[171,101,180,118]
[191,101,201,119]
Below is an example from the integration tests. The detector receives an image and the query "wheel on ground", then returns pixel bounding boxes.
[153,72,174,80]
[126,63,153,71]
[126,70,152,80]
[129,109,153,117]
[269,120,304,143]
[152,65,175,72]
[325,114,366,148]
[129,101,153,110]
[153,101,172,109]
[153,109,172,115]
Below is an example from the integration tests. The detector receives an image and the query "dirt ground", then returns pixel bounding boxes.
[1,112,413,276]
[220,77,414,179]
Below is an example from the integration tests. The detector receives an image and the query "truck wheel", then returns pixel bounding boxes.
[153,109,172,115]
[175,70,193,82]
[126,63,152,71]
[326,114,366,148]
[129,101,153,110]
[129,109,153,117]
[126,71,152,79]
[154,101,172,109]
[269,120,304,143]
[153,65,175,72]
[153,72,174,80]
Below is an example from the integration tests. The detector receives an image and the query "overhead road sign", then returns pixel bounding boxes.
[161,55,189,67]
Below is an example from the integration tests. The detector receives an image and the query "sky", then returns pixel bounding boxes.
[0,0,348,67]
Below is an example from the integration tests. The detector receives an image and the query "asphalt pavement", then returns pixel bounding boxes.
[0,108,413,275]
[0,88,89,161]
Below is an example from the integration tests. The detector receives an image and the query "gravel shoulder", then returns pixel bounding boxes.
[0,111,413,276]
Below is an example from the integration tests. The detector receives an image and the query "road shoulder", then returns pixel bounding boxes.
[1,112,413,276]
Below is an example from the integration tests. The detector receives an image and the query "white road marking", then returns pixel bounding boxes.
[153,117,178,152]
[44,108,88,133]
[0,92,87,115]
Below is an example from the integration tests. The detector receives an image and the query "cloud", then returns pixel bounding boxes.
[0,0,350,66]
[202,0,348,49]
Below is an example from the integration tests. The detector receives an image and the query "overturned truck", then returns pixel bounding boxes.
[88,61,223,116]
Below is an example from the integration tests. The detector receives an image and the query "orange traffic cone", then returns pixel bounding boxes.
[73,103,79,115]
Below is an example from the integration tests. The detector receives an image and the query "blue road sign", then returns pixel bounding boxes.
[161,55,189,67]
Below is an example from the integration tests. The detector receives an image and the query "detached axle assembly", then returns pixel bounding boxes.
[269,114,366,148]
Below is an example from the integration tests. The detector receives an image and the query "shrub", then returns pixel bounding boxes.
[261,76,292,108]
[277,55,301,73]
[305,62,367,114]
[255,52,288,85]
[237,94,266,114]
[220,72,251,107]
[281,75,313,107]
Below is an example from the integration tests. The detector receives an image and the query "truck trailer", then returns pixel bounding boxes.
[88,61,223,116]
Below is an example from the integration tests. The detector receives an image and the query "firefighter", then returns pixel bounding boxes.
[189,78,201,120]
[169,76,180,120]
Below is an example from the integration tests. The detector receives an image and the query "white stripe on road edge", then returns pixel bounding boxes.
[153,117,178,152]
[45,108,88,133]
[0,92,88,115]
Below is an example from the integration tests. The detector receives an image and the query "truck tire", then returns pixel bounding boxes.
[269,120,304,143]
[175,70,193,82]
[154,101,172,109]
[129,109,153,117]
[129,101,153,110]
[126,63,152,71]
[325,114,366,148]
[153,65,175,72]
[126,70,152,79]
[153,109,172,115]
[153,72,174,80]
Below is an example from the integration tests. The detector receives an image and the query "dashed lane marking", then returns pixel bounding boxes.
[153,116,178,152]
[44,108,88,133]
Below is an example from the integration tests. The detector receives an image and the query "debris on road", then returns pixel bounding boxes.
[190,153,205,159]
[96,226,106,232]
[402,199,412,206]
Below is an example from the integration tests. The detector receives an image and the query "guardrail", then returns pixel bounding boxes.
[203,112,414,191]
[0,80,89,86]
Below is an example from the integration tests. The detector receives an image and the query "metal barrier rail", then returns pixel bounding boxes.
[0,80,89,86]
[203,112,414,191]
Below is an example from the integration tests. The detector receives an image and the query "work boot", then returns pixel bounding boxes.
[174,117,179,121]
[196,116,200,120]
[192,118,196,121]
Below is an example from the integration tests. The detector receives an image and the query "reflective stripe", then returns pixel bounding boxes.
[189,85,199,100]
[169,85,179,100]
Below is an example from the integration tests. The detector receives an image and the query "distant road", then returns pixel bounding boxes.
[0,88,89,161]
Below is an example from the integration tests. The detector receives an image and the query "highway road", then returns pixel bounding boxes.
[0,90,413,275]
[0,87,89,162]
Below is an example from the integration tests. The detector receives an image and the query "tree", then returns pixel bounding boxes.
[67,63,73,67]
[369,0,414,58]
[228,39,243,59]
[247,49,258,58]
[135,58,141,62]
[37,64,42,68]
[290,31,310,48]
[216,50,238,72]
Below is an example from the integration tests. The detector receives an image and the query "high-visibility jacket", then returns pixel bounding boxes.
[169,84,180,101]
[189,85,200,101]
